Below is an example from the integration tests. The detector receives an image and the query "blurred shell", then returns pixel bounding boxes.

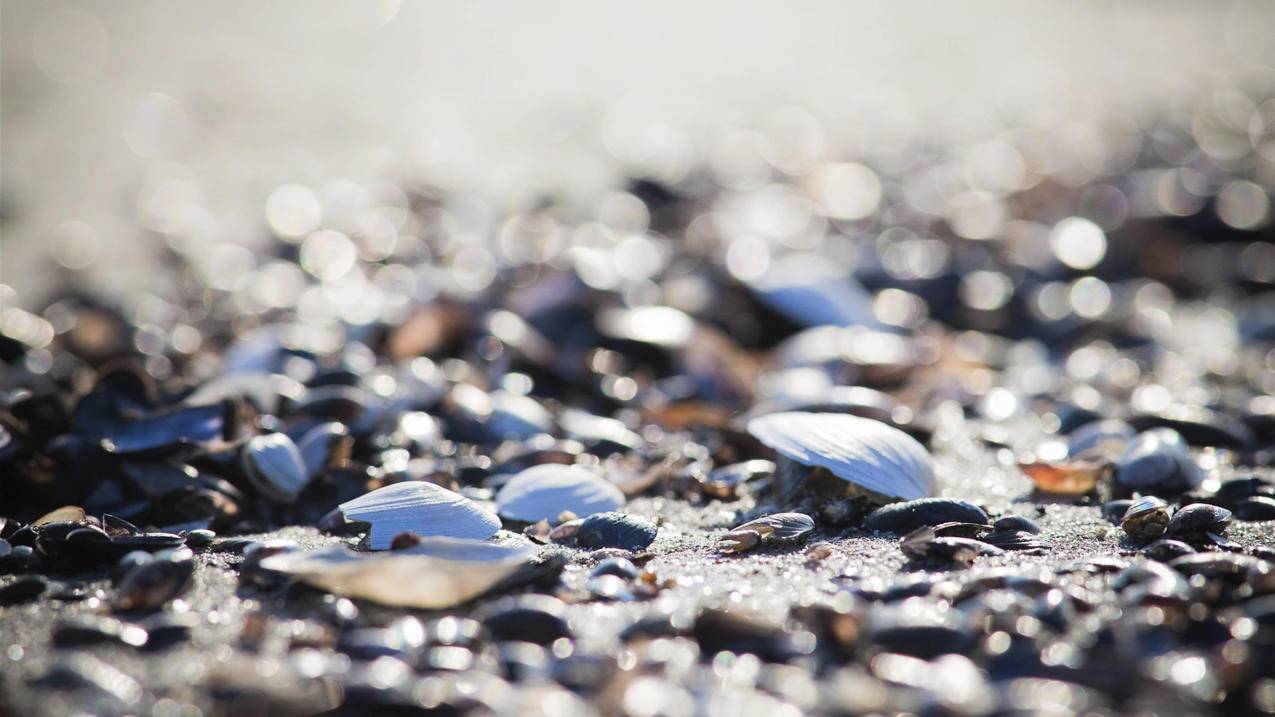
[495,464,625,523]
[1115,428,1203,494]
[339,481,500,550]
[241,433,309,504]
[259,538,537,609]
[747,412,934,500]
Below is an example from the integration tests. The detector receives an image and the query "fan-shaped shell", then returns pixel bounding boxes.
[747,411,934,500]
[258,537,536,609]
[339,481,500,550]
[496,464,625,523]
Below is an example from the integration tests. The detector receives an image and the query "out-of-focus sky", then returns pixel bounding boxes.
[2,1,1273,299]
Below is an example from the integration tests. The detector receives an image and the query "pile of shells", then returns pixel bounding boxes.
[3,80,1275,715]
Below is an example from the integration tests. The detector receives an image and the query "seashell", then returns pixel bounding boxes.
[477,594,572,645]
[1235,496,1275,521]
[52,615,149,649]
[700,459,776,499]
[1018,458,1106,496]
[575,512,658,551]
[495,464,625,524]
[1121,496,1172,541]
[980,529,1049,553]
[1066,419,1136,459]
[718,512,815,554]
[992,515,1041,534]
[339,481,501,550]
[1114,429,1203,495]
[98,402,233,455]
[862,498,988,535]
[113,557,194,612]
[558,408,642,454]
[747,412,934,503]
[1165,503,1232,540]
[1143,539,1195,562]
[241,433,309,504]
[1129,404,1255,449]
[591,557,639,579]
[259,537,538,610]
[295,421,352,480]
[0,576,48,606]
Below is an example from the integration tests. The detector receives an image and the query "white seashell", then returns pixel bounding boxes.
[747,411,934,500]
[339,481,501,550]
[495,464,625,523]
[258,537,536,609]
[241,433,309,504]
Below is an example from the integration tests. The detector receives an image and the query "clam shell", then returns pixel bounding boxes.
[339,481,500,550]
[495,464,625,523]
[241,433,309,504]
[258,538,537,609]
[747,412,934,501]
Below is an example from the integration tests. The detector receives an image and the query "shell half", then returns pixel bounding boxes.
[496,464,625,523]
[259,537,536,609]
[746,411,934,501]
[339,481,501,550]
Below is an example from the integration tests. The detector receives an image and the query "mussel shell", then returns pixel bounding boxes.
[0,576,48,606]
[863,498,989,535]
[1120,496,1171,541]
[36,532,186,568]
[295,421,352,480]
[1165,503,1232,539]
[730,512,816,543]
[981,529,1049,552]
[1129,405,1255,449]
[992,515,1042,534]
[477,594,571,645]
[1143,539,1195,562]
[112,557,194,612]
[1114,429,1203,495]
[98,401,234,455]
[575,512,658,551]
[1235,496,1275,522]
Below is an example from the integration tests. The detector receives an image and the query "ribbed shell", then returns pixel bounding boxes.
[747,411,934,500]
[339,481,500,550]
[496,464,625,523]
[258,538,536,609]
[242,433,309,504]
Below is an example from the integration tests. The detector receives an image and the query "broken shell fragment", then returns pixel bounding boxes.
[1019,458,1106,496]
[718,512,815,554]
[495,464,625,524]
[747,412,934,504]
[339,481,501,550]
[258,538,537,609]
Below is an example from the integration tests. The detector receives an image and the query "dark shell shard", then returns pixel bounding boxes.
[0,577,48,606]
[863,498,989,535]
[477,594,572,645]
[1129,404,1256,449]
[1114,429,1203,495]
[981,529,1049,553]
[36,533,185,568]
[574,512,657,551]
[113,557,194,613]
[1165,503,1232,540]
[1103,499,1136,525]
[1235,496,1275,521]
[1143,539,1195,562]
[96,401,234,455]
[993,515,1042,534]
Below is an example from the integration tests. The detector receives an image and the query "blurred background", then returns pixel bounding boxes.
[1,0,1274,303]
